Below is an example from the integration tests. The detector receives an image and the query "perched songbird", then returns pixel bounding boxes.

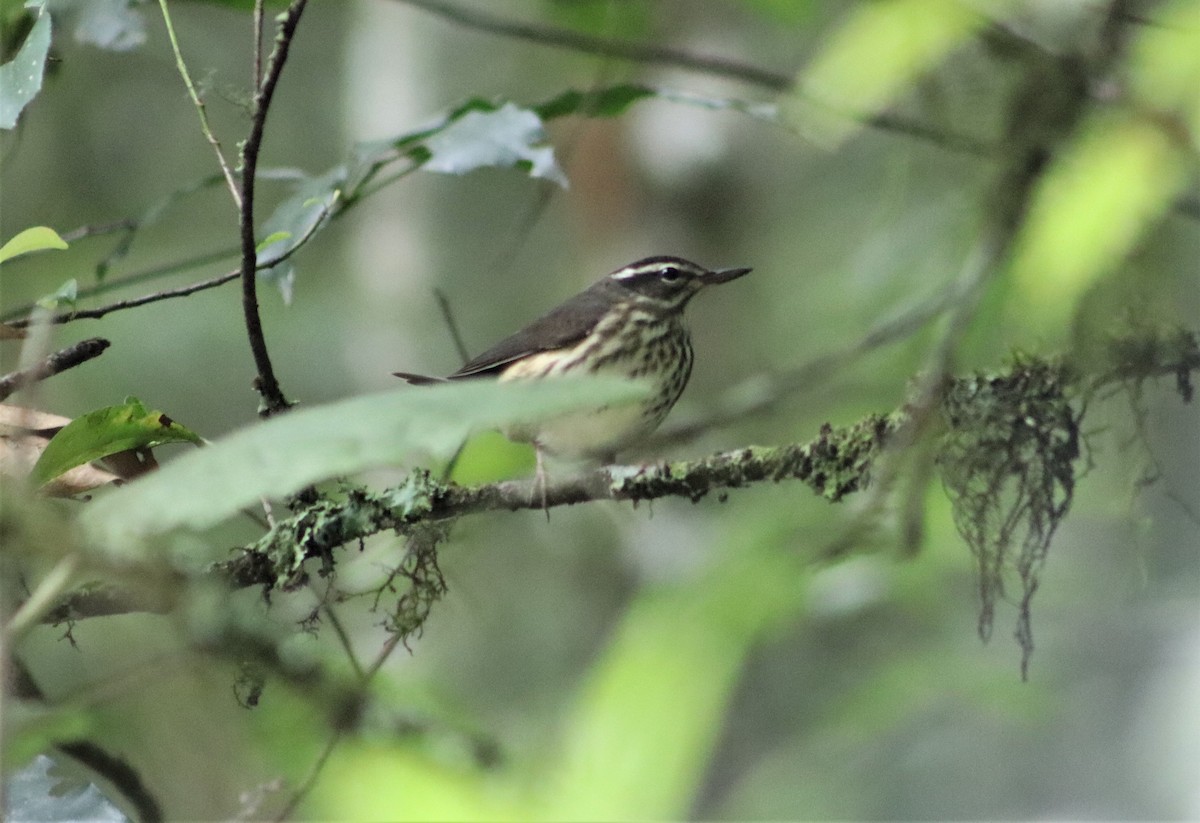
[394,255,751,480]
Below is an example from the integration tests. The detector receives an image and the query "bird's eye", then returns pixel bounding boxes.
[659,266,681,282]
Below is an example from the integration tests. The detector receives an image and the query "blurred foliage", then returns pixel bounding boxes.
[2,1,1199,821]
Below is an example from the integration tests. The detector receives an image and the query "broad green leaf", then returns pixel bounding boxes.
[30,397,202,488]
[0,5,50,129]
[789,0,986,145]
[81,378,648,546]
[0,225,67,264]
[1009,111,1188,326]
[421,103,568,187]
[540,538,807,819]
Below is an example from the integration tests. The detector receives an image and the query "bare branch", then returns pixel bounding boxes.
[6,194,332,329]
[394,0,793,91]
[239,0,308,417]
[0,338,110,401]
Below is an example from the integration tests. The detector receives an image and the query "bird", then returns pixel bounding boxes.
[394,255,751,497]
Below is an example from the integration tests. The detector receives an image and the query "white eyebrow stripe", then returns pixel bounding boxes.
[612,265,656,280]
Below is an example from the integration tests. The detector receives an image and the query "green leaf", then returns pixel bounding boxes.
[35,278,77,311]
[532,84,656,120]
[1128,0,1200,147]
[0,226,67,264]
[0,5,51,129]
[788,0,986,145]
[256,230,293,253]
[30,398,203,489]
[80,378,648,547]
[257,86,669,277]
[257,168,343,267]
[1009,111,1188,326]
[539,538,807,818]
[421,102,568,187]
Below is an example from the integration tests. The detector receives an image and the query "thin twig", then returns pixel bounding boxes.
[394,0,793,90]
[0,338,110,401]
[1,247,240,325]
[273,729,342,822]
[6,194,332,329]
[252,0,265,87]
[239,0,308,416]
[157,0,242,208]
[432,288,471,364]
[59,220,137,244]
[278,588,406,820]
[25,272,241,326]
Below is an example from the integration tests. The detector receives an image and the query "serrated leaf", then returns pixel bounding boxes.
[789,0,986,145]
[30,397,203,489]
[0,6,50,129]
[80,378,648,547]
[0,226,68,264]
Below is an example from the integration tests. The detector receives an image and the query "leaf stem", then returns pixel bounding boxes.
[157,0,242,209]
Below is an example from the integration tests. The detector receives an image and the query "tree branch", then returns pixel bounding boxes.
[393,0,793,91]
[0,338,110,401]
[36,327,1199,627]
[239,0,308,416]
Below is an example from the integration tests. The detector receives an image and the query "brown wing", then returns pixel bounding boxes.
[445,280,619,379]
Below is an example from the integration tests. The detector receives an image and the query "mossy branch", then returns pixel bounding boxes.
[44,328,1199,673]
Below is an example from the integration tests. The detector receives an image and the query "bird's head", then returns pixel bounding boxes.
[606,256,752,311]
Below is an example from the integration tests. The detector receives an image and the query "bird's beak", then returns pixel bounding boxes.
[703,266,752,285]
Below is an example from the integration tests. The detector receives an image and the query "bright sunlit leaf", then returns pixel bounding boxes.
[310,743,519,822]
[789,0,988,145]
[0,226,68,265]
[29,397,202,489]
[1127,0,1200,146]
[539,539,807,819]
[1009,111,1188,326]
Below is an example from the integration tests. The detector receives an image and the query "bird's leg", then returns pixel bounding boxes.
[534,443,550,521]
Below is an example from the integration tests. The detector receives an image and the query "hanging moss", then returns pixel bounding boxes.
[939,355,1081,680]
